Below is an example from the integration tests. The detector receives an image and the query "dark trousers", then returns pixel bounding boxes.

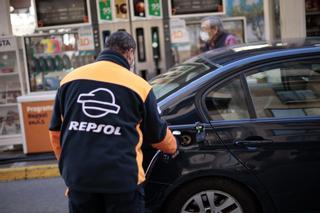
[68,186,145,213]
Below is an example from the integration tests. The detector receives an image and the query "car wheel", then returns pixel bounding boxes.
[163,178,260,213]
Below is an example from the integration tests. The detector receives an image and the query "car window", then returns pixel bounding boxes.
[246,59,320,118]
[205,77,250,120]
[150,57,217,100]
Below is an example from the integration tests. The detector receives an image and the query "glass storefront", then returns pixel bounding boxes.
[24,32,95,92]
[305,0,320,37]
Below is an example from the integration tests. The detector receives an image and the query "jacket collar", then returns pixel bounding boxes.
[96,49,130,70]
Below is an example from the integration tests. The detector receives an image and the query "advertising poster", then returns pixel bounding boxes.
[170,19,190,44]
[115,0,129,19]
[21,100,54,153]
[99,0,113,21]
[148,0,161,17]
[133,0,146,18]
[78,27,95,51]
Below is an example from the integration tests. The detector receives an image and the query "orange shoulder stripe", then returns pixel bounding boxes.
[60,61,152,102]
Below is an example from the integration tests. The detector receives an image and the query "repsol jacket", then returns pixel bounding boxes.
[49,50,177,193]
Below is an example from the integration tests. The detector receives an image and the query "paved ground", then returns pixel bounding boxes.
[0,177,68,213]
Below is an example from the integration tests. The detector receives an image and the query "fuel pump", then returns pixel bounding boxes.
[151,27,161,75]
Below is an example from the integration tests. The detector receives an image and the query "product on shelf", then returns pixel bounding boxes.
[0,52,15,73]
[0,92,6,104]
[6,90,21,103]
[0,109,20,135]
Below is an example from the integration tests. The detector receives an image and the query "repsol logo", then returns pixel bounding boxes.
[69,121,121,135]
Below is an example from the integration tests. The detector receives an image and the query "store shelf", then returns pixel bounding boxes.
[0,103,18,107]
[307,29,320,33]
[306,11,320,16]
[0,134,22,146]
[0,134,21,138]
[0,36,25,147]
[0,72,19,77]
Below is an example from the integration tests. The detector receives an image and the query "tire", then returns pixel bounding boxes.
[163,178,260,213]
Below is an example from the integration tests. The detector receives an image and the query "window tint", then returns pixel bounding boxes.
[151,57,217,100]
[246,59,320,118]
[205,77,250,120]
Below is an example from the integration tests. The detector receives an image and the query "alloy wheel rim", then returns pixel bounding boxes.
[180,190,243,213]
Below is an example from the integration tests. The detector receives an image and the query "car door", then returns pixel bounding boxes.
[203,56,320,212]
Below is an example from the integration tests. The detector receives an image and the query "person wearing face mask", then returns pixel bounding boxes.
[200,16,238,52]
[49,31,177,213]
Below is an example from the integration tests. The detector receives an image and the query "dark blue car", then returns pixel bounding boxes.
[144,41,320,213]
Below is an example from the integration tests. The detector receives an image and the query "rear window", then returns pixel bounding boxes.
[150,57,217,100]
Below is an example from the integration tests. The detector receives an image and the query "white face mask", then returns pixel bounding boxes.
[200,31,210,42]
[130,60,135,72]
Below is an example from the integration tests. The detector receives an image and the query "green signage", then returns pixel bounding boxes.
[148,0,161,17]
[99,0,113,21]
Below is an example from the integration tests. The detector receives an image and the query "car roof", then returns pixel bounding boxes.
[201,39,320,66]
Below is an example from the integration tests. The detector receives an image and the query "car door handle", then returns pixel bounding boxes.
[234,139,273,146]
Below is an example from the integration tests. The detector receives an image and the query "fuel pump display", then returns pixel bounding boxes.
[151,27,161,75]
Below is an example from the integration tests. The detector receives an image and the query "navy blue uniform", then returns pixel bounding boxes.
[49,50,177,212]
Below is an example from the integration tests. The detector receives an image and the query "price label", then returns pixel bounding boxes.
[99,0,113,21]
[115,0,128,19]
[148,0,161,17]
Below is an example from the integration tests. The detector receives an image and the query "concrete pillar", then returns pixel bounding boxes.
[0,0,12,36]
[264,0,276,42]
[279,0,306,40]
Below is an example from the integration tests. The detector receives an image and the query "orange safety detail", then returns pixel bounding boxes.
[60,61,152,103]
[152,128,177,154]
[135,123,145,184]
[49,130,61,160]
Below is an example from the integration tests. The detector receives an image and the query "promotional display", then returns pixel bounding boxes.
[132,0,146,18]
[98,0,162,21]
[78,26,95,50]
[148,0,161,17]
[18,94,55,153]
[98,0,113,21]
[115,0,129,20]
[170,19,190,44]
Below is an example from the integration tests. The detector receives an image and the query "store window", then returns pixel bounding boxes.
[24,33,96,92]
[205,77,250,121]
[305,0,320,37]
[246,59,320,118]
[172,18,246,64]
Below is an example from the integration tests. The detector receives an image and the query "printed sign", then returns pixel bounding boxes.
[99,0,113,21]
[170,19,190,43]
[35,0,89,28]
[115,0,129,19]
[133,0,146,18]
[21,100,54,153]
[170,0,224,17]
[0,37,17,51]
[78,27,95,51]
[148,0,161,17]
